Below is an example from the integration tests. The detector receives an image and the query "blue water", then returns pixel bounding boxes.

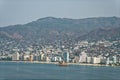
[0,62,120,80]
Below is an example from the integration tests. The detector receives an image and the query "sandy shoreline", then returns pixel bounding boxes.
[0,61,111,67]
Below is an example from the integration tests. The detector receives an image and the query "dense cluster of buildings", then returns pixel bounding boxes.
[11,49,69,63]
[0,40,120,66]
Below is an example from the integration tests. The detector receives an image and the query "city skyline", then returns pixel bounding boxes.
[0,0,120,27]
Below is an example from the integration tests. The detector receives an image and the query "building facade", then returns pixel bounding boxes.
[12,52,19,61]
[63,51,69,62]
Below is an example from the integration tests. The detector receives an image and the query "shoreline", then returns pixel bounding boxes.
[0,61,118,67]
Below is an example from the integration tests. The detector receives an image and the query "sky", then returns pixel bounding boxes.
[0,0,120,27]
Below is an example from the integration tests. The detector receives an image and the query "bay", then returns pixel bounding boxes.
[0,62,120,80]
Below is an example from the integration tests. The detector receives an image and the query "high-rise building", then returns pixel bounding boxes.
[63,51,69,62]
[106,57,110,65]
[29,54,33,62]
[23,54,29,61]
[79,51,87,63]
[12,52,19,61]
[92,57,101,64]
[113,55,117,64]
[34,54,41,61]
[40,53,45,61]
[86,57,92,63]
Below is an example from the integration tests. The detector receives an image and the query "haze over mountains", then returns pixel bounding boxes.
[0,16,120,46]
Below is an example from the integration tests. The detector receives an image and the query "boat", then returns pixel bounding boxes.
[58,61,68,66]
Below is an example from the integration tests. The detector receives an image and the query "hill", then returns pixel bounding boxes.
[0,16,120,46]
[78,27,120,41]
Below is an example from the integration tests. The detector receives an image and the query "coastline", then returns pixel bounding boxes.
[0,61,117,67]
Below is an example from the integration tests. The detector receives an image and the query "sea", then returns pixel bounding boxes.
[0,62,120,80]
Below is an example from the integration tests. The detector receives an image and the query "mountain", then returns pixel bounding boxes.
[0,16,120,46]
[78,27,120,41]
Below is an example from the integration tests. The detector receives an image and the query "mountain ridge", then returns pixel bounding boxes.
[0,16,120,45]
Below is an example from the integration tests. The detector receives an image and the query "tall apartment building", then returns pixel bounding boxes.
[12,52,19,61]
[92,57,101,64]
[63,51,69,62]
[79,51,87,63]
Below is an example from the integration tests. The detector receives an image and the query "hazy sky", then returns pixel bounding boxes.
[0,0,120,27]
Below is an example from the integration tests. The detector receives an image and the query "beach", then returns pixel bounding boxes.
[0,61,112,67]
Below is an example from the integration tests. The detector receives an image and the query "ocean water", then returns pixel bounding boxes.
[0,62,120,80]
